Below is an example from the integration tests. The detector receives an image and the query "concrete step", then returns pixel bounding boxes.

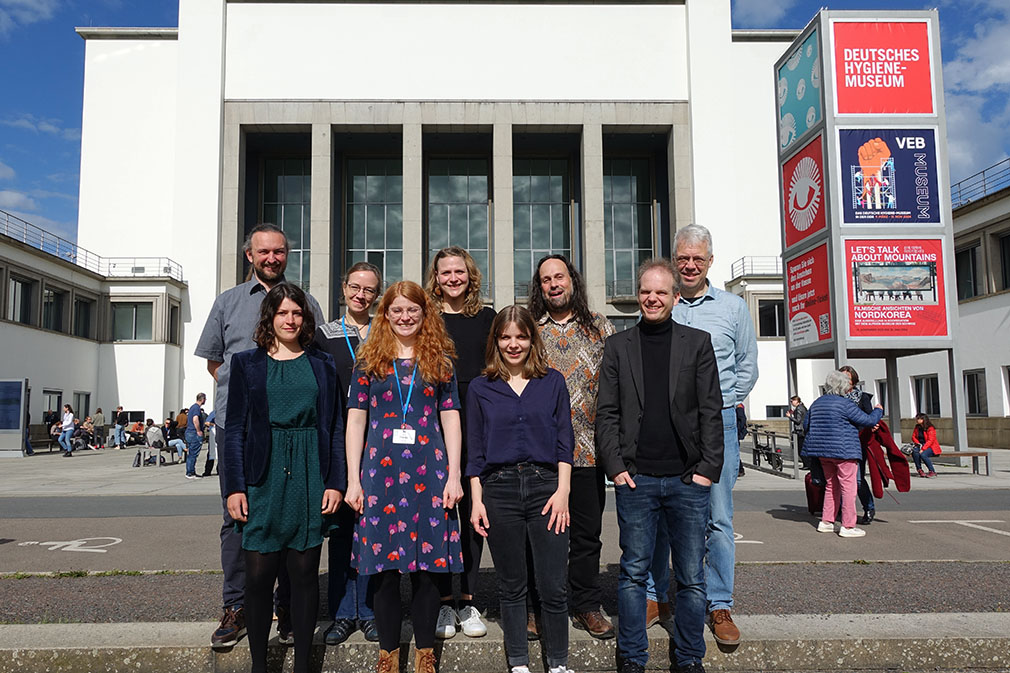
[3,614,1010,672]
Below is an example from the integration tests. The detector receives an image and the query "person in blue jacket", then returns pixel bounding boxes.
[223,282,346,673]
[802,370,883,539]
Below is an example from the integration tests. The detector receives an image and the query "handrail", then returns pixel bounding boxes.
[0,208,183,281]
[951,157,1010,209]
[730,256,783,279]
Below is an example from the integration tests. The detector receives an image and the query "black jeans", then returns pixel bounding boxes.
[483,463,569,669]
[568,465,606,613]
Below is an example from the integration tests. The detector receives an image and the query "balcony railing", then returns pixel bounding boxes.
[731,256,782,279]
[0,208,183,282]
[951,158,1010,209]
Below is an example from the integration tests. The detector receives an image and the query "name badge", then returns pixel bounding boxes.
[392,428,416,444]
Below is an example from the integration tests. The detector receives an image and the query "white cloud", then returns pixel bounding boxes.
[0,0,59,37]
[29,187,76,202]
[0,189,38,211]
[943,91,1010,182]
[0,158,13,180]
[5,208,76,241]
[0,113,79,142]
[732,0,802,29]
[943,13,1010,93]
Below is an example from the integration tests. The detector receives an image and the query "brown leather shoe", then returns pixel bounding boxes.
[709,609,740,645]
[526,611,540,641]
[646,600,672,628]
[572,610,615,639]
[414,647,437,673]
[377,648,399,673]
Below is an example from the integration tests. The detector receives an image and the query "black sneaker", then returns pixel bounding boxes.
[678,662,706,673]
[620,661,646,673]
[211,606,246,649]
[324,618,356,646]
[860,510,875,525]
[359,618,379,642]
[276,606,294,646]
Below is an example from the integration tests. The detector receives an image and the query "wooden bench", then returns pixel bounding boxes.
[27,424,56,453]
[948,451,991,476]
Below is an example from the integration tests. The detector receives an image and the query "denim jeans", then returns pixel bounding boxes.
[483,463,569,669]
[647,407,739,611]
[114,424,125,447]
[328,506,375,621]
[615,474,709,668]
[913,447,937,473]
[58,428,74,453]
[168,438,186,459]
[185,430,202,476]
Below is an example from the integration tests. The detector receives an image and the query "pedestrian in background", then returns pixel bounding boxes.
[93,408,106,449]
[911,413,940,478]
[58,404,75,457]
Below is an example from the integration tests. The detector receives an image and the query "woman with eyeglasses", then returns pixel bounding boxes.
[345,280,463,673]
[315,261,384,646]
[466,305,574,673]
[424,246,495,639]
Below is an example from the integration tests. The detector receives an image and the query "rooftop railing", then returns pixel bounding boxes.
[731,256,783,279]
[0,208,183,282]
[951,157,1010,209]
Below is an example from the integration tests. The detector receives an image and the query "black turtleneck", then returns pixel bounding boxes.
[637,318,685,476]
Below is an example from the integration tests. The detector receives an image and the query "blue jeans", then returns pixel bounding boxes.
[616,474,710,668]
[168,438,186,459]
[647,407,739,611]
[114,424,125,447]
[58,428,74,453]
[328,507,375,621]
[913,447,937,473]
[185,430,202,476]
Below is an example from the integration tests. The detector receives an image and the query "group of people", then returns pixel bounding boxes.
[196,222,759,673]
[47,405,120,456]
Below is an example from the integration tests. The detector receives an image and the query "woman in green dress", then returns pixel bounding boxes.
[223,282,346,673]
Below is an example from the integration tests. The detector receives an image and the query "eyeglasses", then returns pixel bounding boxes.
[346,284,378,298]
[387,307,422,318]
[675,256,711,267]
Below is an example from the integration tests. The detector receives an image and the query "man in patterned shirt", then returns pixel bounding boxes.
[529,254,617,639]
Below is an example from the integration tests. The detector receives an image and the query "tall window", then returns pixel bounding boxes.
[42,390,62,419]
[604,159,653,298]
[1000,232,1010,291]
[112,302,153,341]
[757,299,786,337]
[513,159,571,298]
[955,244,980,300]
[963,369,988,416]
[428,159,490,292]
[875,379,888,412]
[913,374,941,416]
[73,298,94,339]
[73,392,91,419]
[346,158,403,283]
[169,304,181,345]
[42,288,67,332]
[7,277,33,325]
[262,158,311,289]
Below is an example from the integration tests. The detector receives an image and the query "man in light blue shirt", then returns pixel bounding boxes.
[646,225,758,646]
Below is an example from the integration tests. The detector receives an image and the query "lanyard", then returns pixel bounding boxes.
[342,315,369,361]
[392,359,417,428]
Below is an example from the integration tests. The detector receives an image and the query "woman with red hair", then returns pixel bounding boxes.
[344,281,463,673]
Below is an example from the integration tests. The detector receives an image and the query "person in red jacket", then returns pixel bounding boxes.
[911,413,941,477]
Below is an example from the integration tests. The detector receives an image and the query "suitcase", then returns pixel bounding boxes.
[804,471,825,516]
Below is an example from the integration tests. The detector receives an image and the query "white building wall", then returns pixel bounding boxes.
[97,343,178,420]
[76,39,178,255]
[224,3,689,102]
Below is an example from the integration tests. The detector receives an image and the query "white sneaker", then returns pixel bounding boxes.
[838,526,866,538]
[817,520,837,533]
[548,667,573,673]
[435,604,458,639]
[511,667,531,673]
[458,605,487,637]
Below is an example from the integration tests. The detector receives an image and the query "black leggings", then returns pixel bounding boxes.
[373,570,440,651]
[245,546,321,673]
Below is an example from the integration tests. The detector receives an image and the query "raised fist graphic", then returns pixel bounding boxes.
[858,138,891,206]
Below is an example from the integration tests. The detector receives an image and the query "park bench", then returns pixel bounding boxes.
[947,450,991,476]
[27,424,56,453]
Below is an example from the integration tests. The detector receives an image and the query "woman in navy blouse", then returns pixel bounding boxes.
[466,305,575,673]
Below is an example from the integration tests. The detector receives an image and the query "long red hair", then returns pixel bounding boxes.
[357,281,457,383]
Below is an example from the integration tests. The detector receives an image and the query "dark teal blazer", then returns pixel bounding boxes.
[222,346,346,497]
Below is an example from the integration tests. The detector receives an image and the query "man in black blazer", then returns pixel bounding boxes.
[596,258,724,673]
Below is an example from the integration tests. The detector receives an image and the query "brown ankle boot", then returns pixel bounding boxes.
[414,647,437,673]
[377,648,399,673]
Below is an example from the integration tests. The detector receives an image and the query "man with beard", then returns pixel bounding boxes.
[195,223,325,649]
[528,254,616,639]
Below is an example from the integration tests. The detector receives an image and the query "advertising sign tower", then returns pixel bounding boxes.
[775,10,966,449]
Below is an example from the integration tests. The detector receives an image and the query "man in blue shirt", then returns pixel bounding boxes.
[184,393,206,479]
[647,225,758,646]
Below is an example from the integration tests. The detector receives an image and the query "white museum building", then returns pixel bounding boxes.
[1,0,1007,447]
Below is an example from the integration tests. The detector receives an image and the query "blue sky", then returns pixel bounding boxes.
[1,0,1008,243]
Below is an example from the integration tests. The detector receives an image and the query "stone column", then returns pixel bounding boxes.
[402,123,424,285]
[668,104,695,243]
[220,118,243,291]
[310,122,333,317]
[581,122,606,312]
[492,121,514,309]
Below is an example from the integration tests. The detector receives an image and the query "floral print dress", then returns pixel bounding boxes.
[350,358,463,575]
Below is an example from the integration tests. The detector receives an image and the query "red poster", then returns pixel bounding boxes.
[845,238,948,338]
[786,243,832,348]
[833,20,934,115]
[782,134,827,249]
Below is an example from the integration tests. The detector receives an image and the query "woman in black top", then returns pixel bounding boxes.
[425,245,495,639]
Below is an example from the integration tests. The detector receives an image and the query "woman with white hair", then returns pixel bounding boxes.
[801,370,883,538]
